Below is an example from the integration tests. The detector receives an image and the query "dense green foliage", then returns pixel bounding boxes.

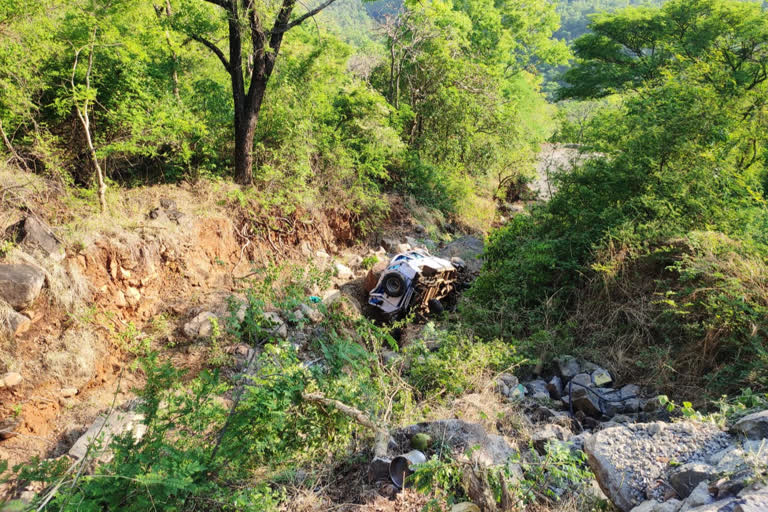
[0,0,561,229]
[468,0,768,397]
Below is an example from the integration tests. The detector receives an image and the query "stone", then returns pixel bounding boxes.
[585,421,732,511]
[732,410,768,440]
[113,290,127,308]
[531,424,570,454]
[2,309,31,337]
[525,379,550,397]
[0,416,22,440]
[68,411,147,462]
[557,355,583,380]
[680,481,714,511]
[13,216,65,262]
[0,264,45,310]
[669,463,715,499]
[548,375,563,400]
[395,243,411,254]
[394,419,516,468]
[334,262,354,280]
[437,236,484,273]
[2,372,22,387]
[592,368,613,387]
[124,286,141,305]
[183,311,217,338]
[315,250,330,261]
[263,311,288,338]
[450,504,480,512]
[299,303,323,323]
[380,237,400,252]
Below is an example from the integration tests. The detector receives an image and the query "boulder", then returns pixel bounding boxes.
[334,262,354,280]
[547,375,563,400]
[263,311,288,338]
[437,236,484,273]
[733,410,768,440]
[380,237,401,252]
[525,379,550,399]
[11,217,65,262]
[1,372,22,388]
[531,424,570,454]
[299,303,323,323]
[585,421,732,511]
[395,243,411,254]
[2,308,30,337]
[679,481,715,511]
[68,410,147,462]
[0,416,21,440]
[669,463,715,499]
[0,264,45,310]
[183,311,217,338]
[557,355,583,380]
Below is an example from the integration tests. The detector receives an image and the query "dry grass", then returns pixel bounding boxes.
[43,326,105,387]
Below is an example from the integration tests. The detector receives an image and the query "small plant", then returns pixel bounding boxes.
[361,255,379,270]
[0,240,15,258]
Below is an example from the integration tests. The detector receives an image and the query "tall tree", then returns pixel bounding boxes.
[179,0,341,184]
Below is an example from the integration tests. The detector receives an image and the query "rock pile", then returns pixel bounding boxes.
[582,412,768,512]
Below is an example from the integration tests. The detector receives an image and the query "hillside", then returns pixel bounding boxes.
[1,0,767,511]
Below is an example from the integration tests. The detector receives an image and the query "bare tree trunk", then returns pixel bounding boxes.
[191,0,340,185]
[72,28,107,213]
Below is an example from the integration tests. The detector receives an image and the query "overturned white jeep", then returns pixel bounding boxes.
[367,249,463,320]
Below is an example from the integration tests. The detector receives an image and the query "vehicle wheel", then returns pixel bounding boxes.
[428,299,444,315]
[382,273,407,297]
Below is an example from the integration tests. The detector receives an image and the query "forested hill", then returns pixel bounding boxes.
[555,0,665,42]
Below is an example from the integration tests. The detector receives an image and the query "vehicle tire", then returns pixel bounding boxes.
[428,298,444,315]
[382,273,407,297]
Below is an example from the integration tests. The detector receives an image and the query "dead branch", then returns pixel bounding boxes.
[302,392,390,457]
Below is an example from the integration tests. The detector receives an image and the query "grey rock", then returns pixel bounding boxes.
[12,217,65,262]
[0,416,22,440]
[531,424,570,454]
[2,308,30,337]
[669,463,715,499]
[1,371,22,387]
[183,311,217,338]
[395,419,515,468]
[571,372,594,388]
[0,264,45,310]
[733,410,768,440]
[557,355,583,380]
[69,411,147,463]
[525,379,550,397]
[298,303,323,323]
[585,421,732,511]
[680,481,715,511]
[437,236,484,273]
[548,375,563,400]
[334,262,354,280]
[263,311,288,338]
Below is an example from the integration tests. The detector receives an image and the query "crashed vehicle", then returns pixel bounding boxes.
[368,249,464,320]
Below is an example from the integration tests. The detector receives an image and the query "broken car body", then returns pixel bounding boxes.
[368,249,460,320]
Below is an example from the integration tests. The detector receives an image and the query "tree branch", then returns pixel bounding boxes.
[190,34,231,73]
[285,0,338,31]
[302,392,390,457]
